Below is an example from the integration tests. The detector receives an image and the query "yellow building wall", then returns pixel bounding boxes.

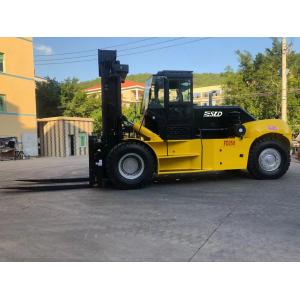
[122,90,135,103]
[86,88,143,107]
[0,37,37,155]
[193,85,224,105]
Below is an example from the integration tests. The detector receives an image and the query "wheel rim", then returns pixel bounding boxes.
[118,153,145,180]
[258,148,281,172]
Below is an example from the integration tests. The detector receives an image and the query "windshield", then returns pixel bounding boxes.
[141,76,165,114]
[141,77,152,114]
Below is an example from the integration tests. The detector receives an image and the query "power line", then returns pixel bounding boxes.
[36,53,95,62]
[35,38,186,62]
[119,38,211,57]
[35,37,212,66]
[36,57,98,66]
[34,37,157,57]
[119,37,184,52]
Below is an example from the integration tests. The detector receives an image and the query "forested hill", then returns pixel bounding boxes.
[79,73,225,89]
[193,73,225,87]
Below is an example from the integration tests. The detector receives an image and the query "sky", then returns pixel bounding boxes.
[33,37,300,82]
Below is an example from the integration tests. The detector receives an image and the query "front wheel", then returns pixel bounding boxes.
[106,142,155,189]
[247,136,290,179]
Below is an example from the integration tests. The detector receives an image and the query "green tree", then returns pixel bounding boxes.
[122,103,141,123]
[60,77,82,113]
[60,78,102,134]
[222,38,300,131]
[36,77,62,118]
[287,53,300,132]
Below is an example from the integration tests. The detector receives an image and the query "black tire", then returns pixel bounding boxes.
[247,135,290,179]
[106,142,155,189]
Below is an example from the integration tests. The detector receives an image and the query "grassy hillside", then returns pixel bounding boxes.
[127,73,152,83]
[79,72,225,89]
[193,73,225,87]
[79,78,101,89]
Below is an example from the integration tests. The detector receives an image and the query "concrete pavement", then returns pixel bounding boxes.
[0,157,299,261]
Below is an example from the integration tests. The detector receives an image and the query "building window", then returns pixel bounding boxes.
[79,134,87,147]
[0,94,6,112]
[0,53,4,72]
[214,90,222,96]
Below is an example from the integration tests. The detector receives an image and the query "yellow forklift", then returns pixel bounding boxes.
[89,50,291,189]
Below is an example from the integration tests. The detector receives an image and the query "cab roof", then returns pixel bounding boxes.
[155,70,193,78]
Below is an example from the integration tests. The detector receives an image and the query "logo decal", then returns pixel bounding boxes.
[203,111,223,117]
[267,125,278,131]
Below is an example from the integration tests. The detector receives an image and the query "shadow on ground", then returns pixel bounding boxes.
[1,177,90,193]
[0,170,251,193]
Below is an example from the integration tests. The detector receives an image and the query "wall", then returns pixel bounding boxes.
[86,87,144,107]
[0,37,37,156]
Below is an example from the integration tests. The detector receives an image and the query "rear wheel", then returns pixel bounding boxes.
[106,142,155,189]
[247,136,290,179]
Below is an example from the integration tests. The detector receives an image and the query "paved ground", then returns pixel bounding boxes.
[0,156,300,261]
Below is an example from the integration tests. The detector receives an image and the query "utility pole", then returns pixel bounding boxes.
[281,37,287,122]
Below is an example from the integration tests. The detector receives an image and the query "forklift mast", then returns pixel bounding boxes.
[89,50,128,185]
[98,50,129,147]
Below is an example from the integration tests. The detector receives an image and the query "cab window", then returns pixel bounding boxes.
[149,76,164,108]
[169,79,192,103]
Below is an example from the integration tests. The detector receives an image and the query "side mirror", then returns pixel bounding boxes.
[228,111,246,138]
[232,124,246,138]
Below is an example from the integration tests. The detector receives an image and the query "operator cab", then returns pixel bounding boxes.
[141,70,255,140]
[141,71,194,139]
